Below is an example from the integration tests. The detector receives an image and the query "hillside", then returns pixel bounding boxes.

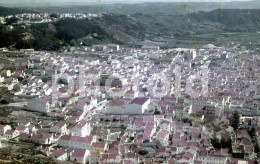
[1,9,260,50]
[0,6,37,16]
[9,0,260,15]
[0,18,119,51]
[95,9,260,46]
[1,0,260,16]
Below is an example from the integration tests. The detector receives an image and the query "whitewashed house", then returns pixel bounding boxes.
[70,149,90,164]
[50,149,68,161]
[58,135,93,150]
[154,129,170,146]
[125,97,150,114]
[19,120,31,127]
[0,124,11,136]
[30,133,54,144]
[4,130,20,139]
[159,120,171,131]
[27,98,51,113]
[16,126,29,134]
[70,120,91,137]
[50,121,68,135]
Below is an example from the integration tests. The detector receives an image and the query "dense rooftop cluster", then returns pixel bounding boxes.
[0,43,260,163]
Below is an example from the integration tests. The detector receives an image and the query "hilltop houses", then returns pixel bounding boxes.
[1,43,260,164]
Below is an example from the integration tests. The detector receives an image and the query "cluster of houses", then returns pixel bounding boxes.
[0,44,259,163]
[0,12,101,26]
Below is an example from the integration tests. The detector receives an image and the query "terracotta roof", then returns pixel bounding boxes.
[129,97,149,105]
[59,135,93,144]
[54,121,66,128]
[31,133,52,140]
[71,149,87,158]
[156,129,169,139]
[16,127,27,131]
[51,149,66,158]
[5,130,15,135]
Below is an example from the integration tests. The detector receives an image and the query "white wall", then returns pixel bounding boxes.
[28,99,50,113]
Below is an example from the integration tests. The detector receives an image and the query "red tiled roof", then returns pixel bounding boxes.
[51,149,66,158]
[0,124,6,130]
[54,121,66,128]
[59,135,93,144]
[92,142,105,148]
[74,120,88,129]
[90,152,99,158]
[16,127,26,131]
[31,133,52,140]
[5,130,15,135]
[71,149,87,158]
[107,99,125,107]
[156,129,169,139]
[19,133,30,138]
[130,97,149,105]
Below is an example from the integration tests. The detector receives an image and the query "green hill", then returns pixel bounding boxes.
[0,6,37,16]
[1,9,260,50]
[10,0,260,15]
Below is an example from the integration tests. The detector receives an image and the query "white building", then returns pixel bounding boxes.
[197,154,228,164]
[102,99,126,115]
[16,127,29,134]
[154,129,170,146]
[159,121,171,131]
[4,130,20,139]
[0,124,11,136]
[58,135,93,150]
[70,149,90,164]
[70,120,91,137]
[30,133,54,144]
[125,97,150,114]
[50,121,68,135]
[27,98,51,113]
[102,97,150,115]
[50,149,68,161]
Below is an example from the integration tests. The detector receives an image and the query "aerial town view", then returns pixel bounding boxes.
[0,0,260,163]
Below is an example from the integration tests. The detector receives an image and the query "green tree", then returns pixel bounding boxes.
[139,150,148,155]
[69,39,76,46]
[220,138,226,148]
[0,99,9,105]
[5,16,18,25]
[18,77,24,82]
[230,111,240,130]
[154,110,160,114]
[58,79,68,85]
[50,13,59,18]
[41,77,47,83]
[211,138,221,149]
[22,79,28,85]
[183,118,192,124]
[226,138,232,148]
